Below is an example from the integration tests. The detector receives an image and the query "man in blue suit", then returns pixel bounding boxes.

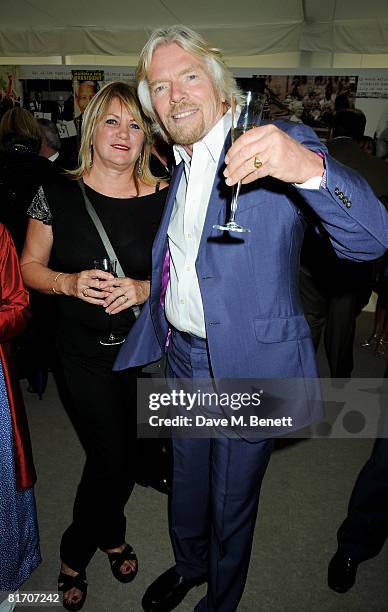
[114,26,388,612]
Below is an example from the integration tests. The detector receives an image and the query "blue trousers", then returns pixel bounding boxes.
[167,330,273,612]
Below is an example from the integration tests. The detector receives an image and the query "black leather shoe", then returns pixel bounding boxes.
[142,567,207,611]
[328,551,358,593]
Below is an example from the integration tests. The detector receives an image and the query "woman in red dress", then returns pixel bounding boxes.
[0,223,41,608]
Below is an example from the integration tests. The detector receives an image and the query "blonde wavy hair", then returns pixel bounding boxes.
[69,81,158,188]
[136,25,240,142]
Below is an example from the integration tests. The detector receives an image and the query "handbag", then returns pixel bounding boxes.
[77,179,140,318]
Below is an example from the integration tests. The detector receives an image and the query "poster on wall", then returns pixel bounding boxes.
[250,74,358,140]
[356,76,388,99]
[19,66,135,81]
[355,74,388,148]
[72,70,104,119]
[21,78,74,122]
[0,66,22,114]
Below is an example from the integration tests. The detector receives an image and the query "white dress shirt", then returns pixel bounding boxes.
[165,111,323,338]
[165,110,232,338]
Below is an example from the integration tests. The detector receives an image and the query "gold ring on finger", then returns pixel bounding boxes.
[254,155,263,169]
[83,290,88,298]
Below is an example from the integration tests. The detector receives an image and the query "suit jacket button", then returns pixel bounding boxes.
[345,201,352,208]
[343,197,348,205]
[334,187,340,195]
[338,192,344,200]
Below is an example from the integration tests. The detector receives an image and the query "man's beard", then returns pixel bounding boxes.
[164,106,205,146]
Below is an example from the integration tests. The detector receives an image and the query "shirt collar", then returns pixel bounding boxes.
[48,151,60,162]
[173,108,232,166]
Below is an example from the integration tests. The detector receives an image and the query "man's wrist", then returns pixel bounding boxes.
[294,150,325,190]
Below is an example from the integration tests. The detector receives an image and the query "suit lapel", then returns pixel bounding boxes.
[150,160,184,317]
[151,161,184,273]
[148,164,184,347]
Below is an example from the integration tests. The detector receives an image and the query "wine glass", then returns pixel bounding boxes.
[213,87,267,233]
[93,257,126,346]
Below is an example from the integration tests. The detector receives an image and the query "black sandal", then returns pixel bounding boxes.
[58,570,88,611]
[106,543,138,583]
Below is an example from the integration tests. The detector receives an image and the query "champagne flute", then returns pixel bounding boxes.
[214,87,267,233]
[93,257,126,346]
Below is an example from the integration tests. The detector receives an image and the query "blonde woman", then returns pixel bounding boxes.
[21,82,168,611]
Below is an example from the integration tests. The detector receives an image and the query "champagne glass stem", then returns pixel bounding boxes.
[107,313,114,341]
[229,180,242,224]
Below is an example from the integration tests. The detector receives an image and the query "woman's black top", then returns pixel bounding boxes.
[0,141,57,253]
[28,177,167,360]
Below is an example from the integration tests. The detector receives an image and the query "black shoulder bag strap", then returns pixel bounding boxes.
[78,179,140,318]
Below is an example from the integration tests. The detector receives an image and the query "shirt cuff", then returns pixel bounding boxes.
[293,174,323,190]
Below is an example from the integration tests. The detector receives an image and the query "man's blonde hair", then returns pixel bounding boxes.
[136,25,240,141]
[69,80,158,186]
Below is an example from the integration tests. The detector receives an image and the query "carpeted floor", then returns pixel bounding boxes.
[17,311,388,611]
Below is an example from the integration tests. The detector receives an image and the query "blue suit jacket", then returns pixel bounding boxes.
[115,121,388,383]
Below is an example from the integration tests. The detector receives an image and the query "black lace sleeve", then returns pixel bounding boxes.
[27,185,53,225]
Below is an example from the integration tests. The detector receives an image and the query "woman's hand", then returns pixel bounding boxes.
[59,269,114,304]
[99,277,150,315]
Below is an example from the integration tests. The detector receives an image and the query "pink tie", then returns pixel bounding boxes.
[160,246,170,307]
[160,246,171,348]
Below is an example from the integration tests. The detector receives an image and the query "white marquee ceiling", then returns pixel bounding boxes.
[1,0,388,57]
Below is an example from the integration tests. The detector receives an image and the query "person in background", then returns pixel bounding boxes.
[0,108,57,398]
[0,223,41,612]
[360,255,388,357]
[288,100,304,123]
[37,118,62,165]
[37,117,75,172]
[0,107,55,253]
[27,91,44,116]
[375,106,388,162]
[114,25,388,612]
[359,134,375,156]
[20,81,168,611]
[299,109,388,378]
[328,363,388,593]
[52,94,74,123]
[0,94,14,121]
[150,136,173,178]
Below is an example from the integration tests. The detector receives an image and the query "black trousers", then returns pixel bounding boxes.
[337,438,388,562]
[58,346,138,572]
[299,268,370,378]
